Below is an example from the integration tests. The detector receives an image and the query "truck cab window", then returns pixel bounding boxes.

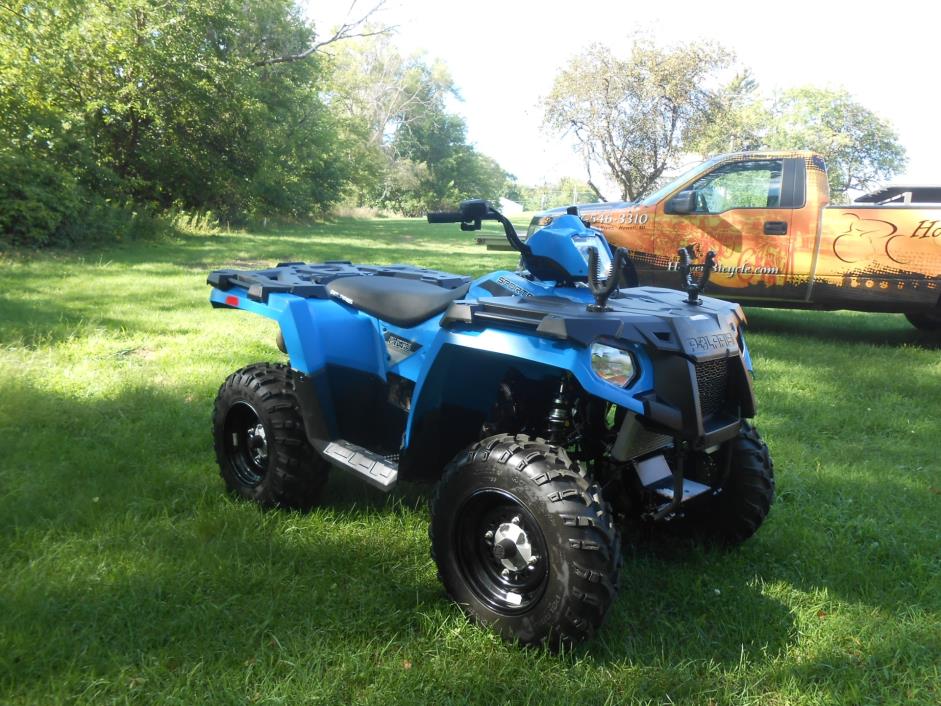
[688,159,784,213]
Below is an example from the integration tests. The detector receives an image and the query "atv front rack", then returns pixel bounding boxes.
[441,291,743,359]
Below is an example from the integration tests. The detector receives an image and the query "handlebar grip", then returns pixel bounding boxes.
[426,211,464,224]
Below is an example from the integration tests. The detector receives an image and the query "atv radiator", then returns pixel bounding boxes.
[695,358,729,417]
[612,413,672,461]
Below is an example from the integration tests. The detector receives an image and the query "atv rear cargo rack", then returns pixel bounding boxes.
[209,261,470,304]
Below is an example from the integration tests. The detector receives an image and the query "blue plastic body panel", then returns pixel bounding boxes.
[208,215,754,459]
[210,287,387,378]
[208,267,741,450]
[208,269,648,397]
[525,214,613,280]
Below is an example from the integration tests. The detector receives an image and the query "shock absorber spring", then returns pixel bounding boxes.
[545,375,572,444]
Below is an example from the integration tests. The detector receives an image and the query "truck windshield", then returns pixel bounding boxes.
[640,156,725,206]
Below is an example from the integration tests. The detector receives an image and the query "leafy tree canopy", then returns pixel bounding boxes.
[687,85,907,203]
[765,87,907,201]
[329,34,508,215]
[545,41,907,205]
[0,0,352,245]
[544,40,736,202]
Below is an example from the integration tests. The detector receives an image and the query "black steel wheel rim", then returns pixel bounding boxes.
[223,401,269,487]
[453,489,549,614]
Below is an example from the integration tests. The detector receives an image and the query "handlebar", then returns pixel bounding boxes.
[426,200,531,258]
[426,211,464,224]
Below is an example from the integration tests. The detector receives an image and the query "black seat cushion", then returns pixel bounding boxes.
[327,276,471,327]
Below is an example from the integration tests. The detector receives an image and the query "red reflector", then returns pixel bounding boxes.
[225,295,240,306]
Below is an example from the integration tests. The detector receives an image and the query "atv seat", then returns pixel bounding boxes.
[328,276,471,327]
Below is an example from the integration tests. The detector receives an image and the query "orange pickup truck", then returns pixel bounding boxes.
[531,152,941,330]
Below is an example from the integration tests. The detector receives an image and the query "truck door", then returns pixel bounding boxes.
[655,157,809,302]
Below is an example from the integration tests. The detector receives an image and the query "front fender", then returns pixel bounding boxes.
[405,326,652,446]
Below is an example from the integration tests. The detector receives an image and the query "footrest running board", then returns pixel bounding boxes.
[635,454,713,503]
[651,478,712,502]
[322,440,398,491]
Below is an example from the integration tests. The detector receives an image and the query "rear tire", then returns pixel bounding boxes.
[905,310,941,331]
[213,363,329,509]
[430,434,621,648]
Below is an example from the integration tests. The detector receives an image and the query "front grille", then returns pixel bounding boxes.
[695,358,729,417]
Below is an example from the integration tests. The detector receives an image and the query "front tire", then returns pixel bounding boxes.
[686,422,775,544]
[212,363,329,509]
[430,434,621,648]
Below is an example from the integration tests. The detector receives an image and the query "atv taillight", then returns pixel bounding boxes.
[225,295,239,307]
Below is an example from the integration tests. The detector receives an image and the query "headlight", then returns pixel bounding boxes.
[591,343,636,386]
[573,235,612,274]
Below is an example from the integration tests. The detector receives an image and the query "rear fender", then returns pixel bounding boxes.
[210,286,385,376]
[210,286,388,448]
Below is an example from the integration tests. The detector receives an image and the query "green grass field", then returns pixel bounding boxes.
[1,218,939,705]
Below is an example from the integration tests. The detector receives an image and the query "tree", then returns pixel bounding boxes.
[0,0,363,246]
[329,34,459,205]
[387,105,509,215]
[690,71,768,157]
[543,40,736,202]
[329,35,508,214]
[506,178,601,211]
[690,86,907,203]
[764,87,907,201]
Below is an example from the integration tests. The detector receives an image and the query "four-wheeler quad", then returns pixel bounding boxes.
[207,200,775,647]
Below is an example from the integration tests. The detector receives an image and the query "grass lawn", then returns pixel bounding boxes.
[1,217,939,705]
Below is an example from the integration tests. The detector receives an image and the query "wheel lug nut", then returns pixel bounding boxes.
[484,530,494,542]
[501,568,510,578]
[511,516,521,525]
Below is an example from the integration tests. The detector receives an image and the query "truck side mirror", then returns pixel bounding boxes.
[665,190,696,215]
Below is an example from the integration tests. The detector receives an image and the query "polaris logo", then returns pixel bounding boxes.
[686,332,737,354]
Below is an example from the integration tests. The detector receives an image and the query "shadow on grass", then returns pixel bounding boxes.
[2,368,936,698]
[770,631,941,703]
[745,307,941,350]
[0,382,799,689]
[1,514,444,691]
[0,292,176,348]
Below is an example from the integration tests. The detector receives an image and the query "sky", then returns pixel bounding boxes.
[307,0,940,195]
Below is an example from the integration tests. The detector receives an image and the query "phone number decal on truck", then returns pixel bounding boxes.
[587,210,650,226]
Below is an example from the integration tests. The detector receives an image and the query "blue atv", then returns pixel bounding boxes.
[207,200,774,647]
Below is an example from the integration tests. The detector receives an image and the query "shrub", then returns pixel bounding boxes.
[0,153,82,248]
[0,151,169,249]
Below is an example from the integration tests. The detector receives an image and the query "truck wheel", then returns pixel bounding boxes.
[905,311,941,332]
[430,434,621,648]
[686,422,775,544]
[212,363,329,509]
